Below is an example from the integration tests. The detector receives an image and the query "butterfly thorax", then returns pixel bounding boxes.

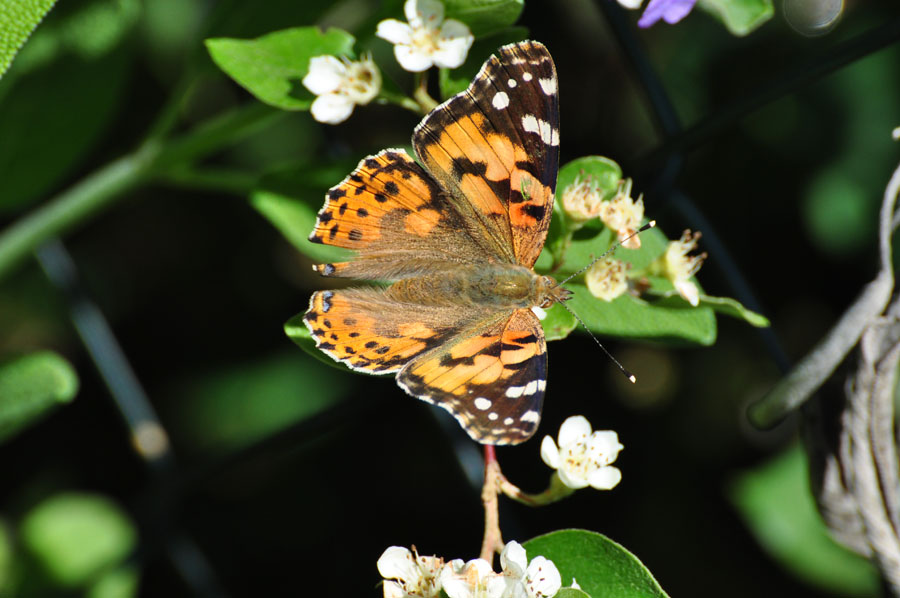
[386,264,567,310]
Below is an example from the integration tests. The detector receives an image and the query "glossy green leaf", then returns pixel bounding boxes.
[698,0,774,36]
[21,493,136,588]
[543,302,577,341]
[0,351,78,442]
[557,589,591,598]
[524,529,669,598]
[439,27,530,99]
[206,27,356,111]
[729,444,880,596]
[556,156,623,202]
[444,0,524,37]
[0,0,57,78]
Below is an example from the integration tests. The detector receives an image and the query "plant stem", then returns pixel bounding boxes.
[480,445,504,563]
[377,89,423,115]
[413,71,438,112]
[0,103,284,282]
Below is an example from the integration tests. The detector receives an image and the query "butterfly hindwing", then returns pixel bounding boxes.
[412,40,559,268]
[397,308,547,445]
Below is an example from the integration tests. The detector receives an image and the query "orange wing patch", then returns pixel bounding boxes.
[397,308,547,445]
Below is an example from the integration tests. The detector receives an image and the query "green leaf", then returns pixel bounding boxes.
[697,0,774,36]
[697,294,769,327]
[171,352,354,454]
[543,302,577,342]
[556,156,623,202]
[524,529,669,598]
[0,0,57,79]
[21,493,136,589]
[439,27,530,99]
[729,443,880,596]
[86,566,139,598]
[557,589,592,598]
[250,161,357,264]
[0,351,78,442]
[0,520,12,594]
[205,27,356,111]
[444,0,524,37]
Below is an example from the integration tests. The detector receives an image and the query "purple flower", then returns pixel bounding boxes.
[637,0,697,27]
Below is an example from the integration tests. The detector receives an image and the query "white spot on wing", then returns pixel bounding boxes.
[537,379,547,391]
[520,410,540,423]
[508,78,517,88]
[503,417,514,425]
[539,77,557,95]
[523,380,538,396]
[488,412,499,421]
[474,397,492,411]
[493,91,510,109]
[522,72,533,81]
[521,115,559,146]
[506,385,525,398]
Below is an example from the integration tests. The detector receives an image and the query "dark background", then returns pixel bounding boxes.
[2,0,900,595]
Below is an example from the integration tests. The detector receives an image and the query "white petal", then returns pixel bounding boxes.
[588,466,622,490]
[588,430,624,464]
[431,20,473,68]
[383,580,406,598]
[302,55,346,95]
[675,279,700,306]
[557,466,589,489]
[376,19,413,45]
[377,546,419,582]
[526,556,562,598]
[394,43,434,72]
[407,0,444,28]
[310,93,355,124]
[540,436,560,469]
[500,541,528,578]
[617,0,644,9]
[557,415,592,448]
[491,576,526,598]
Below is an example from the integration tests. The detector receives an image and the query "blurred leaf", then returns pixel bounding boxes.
[0,44,132,212]
[444,0,524,37]
[0,351,78,442]
[698,0,774,36]
[0,520,11,594]
[174,352,355,454]
[251,161,357,264]
[802,170,871,258]
[557,589,591,598]
[0,0,58,79]
[697,294,769,327]
[86,566,139,598]
[729,443,880,596]
[206,27,356,111]
[439,27,529,99]
[525,529,669,598]
[21,493,136,589]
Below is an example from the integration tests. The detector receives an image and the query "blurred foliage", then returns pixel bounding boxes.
[729,443,880,595]
[0,0,58,78]
[20,493,137,590]
[0,351,78,442]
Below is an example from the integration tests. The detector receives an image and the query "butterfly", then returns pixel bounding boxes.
[304,40,567,445]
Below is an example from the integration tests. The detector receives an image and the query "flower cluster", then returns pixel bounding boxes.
[541,416,624,490]
[655,229,707,306]
[378,542,563,598]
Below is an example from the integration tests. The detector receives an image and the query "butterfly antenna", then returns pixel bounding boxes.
[556,220,656,288]
[548,220,657,384]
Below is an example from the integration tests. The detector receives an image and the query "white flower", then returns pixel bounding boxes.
[377,546,444,598]
[540,416,623,490]
[599,179,645,249]
[302,54,381,124]
[376,0,474,72]
[661,229,706,307]
[441,542,561,598]
[560,175,603,224]
[585,258,627,302]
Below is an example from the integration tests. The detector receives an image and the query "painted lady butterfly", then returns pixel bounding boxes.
[304,41,566,444]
